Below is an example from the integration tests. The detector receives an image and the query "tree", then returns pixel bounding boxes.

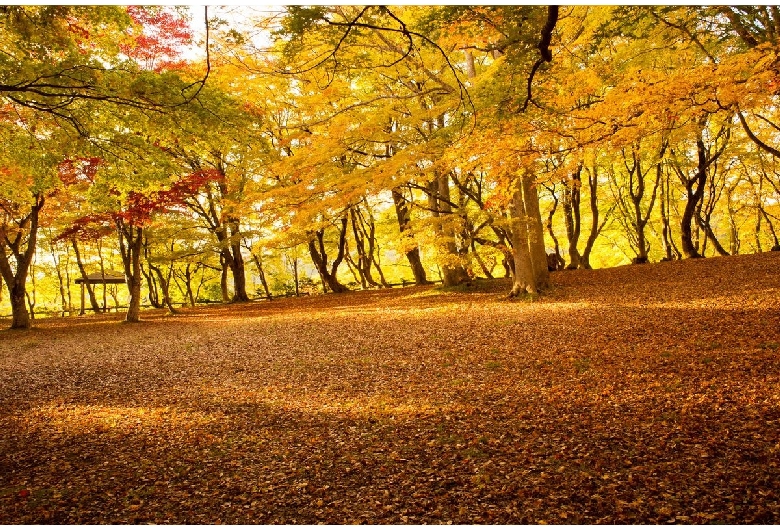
[609,141,667,264]
[0,173,47,329]
[0,112,65,329]
[0,6,209,136]
[670,119,731,259]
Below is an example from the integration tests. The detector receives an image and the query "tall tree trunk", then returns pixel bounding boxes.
[432,172,469,287]
[349,205,379,288]
[292,255,300,296]
[48,234,70,317]
[153,265,177,314]
[228,221,249,302]
[142,263,162,309]
[9,282,29,329]
[250,251,273,301]
[543,183,564,269]
[508,183,537,297]
[97,239,108,312]
[659,167,677,260]
[680,177,704,258]
[562,165,582,269]
[143,237,177,314]
[219,251,230,302]
[26,258,36,322]
[391,188,430,285]
[182,264,196,306]
[760,208,780,249]
[117,221,144,323]
[213,221,249,302]
[581,165,610,269]
[626,144,665,263]
[726,187,740,255]
[471,239,494,279]
[522,173,550,290]
[698,216,730,257]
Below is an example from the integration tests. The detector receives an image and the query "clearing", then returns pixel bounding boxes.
[1,252,779,523]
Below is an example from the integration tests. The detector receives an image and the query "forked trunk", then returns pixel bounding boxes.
[118,221,144,323]
[0,194,44,329]
[680,186,703,259]
[308,220,350,294]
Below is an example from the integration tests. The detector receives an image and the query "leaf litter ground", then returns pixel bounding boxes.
[1,252,779,523]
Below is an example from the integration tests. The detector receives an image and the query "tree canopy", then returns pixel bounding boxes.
[1,5,780,328]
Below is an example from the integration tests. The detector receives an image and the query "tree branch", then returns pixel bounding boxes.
[521,5,559,112]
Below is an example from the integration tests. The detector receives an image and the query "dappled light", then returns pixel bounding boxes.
[2,253,779,523]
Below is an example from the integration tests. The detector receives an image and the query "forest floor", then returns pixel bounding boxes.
[1,252,779,524]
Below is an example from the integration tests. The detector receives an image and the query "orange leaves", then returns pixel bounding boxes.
[2,252,780,523]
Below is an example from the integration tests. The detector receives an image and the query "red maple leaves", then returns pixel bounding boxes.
[57,169,224,241]
[121,6,193,73]
[57,157,102,186]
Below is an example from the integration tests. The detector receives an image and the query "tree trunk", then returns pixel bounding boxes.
[392,188,430,285]
[508,184,537,297]
[219,251,230,302]
[228,225,250,302]
[726,189,740,255]
[581,165,609,269]
[97,239,108,311]
[308,219,350,294]
[9,283,30,329]
[522,173,550,290]
[471,239,494,279]
[562,166,582,269]
[0,193,44,329]
[142,264,162,309]
[117,221,144,323]
[698,216,730,257]
[760,208,780,249]
[144,235,177,314]
[251,251,273,301]
[544,184,564,268]
[674,126,730,258]
[349,205,379,288]
[680,178,704,258]
[152,265,177,314]
[72,238,101,314]
[213,220,249,303]
[48,234,70,317]
[627,146,664,264]
[26,260,36,321]
[184,264,196,306]
[429,172,469,287]
[659,168,678,261]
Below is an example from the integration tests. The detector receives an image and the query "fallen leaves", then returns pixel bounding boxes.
[0,252,779,523]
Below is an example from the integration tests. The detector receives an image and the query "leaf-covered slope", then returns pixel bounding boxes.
[0,252,778,523]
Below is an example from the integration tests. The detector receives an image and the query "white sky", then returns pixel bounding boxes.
[184,5,281,58]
